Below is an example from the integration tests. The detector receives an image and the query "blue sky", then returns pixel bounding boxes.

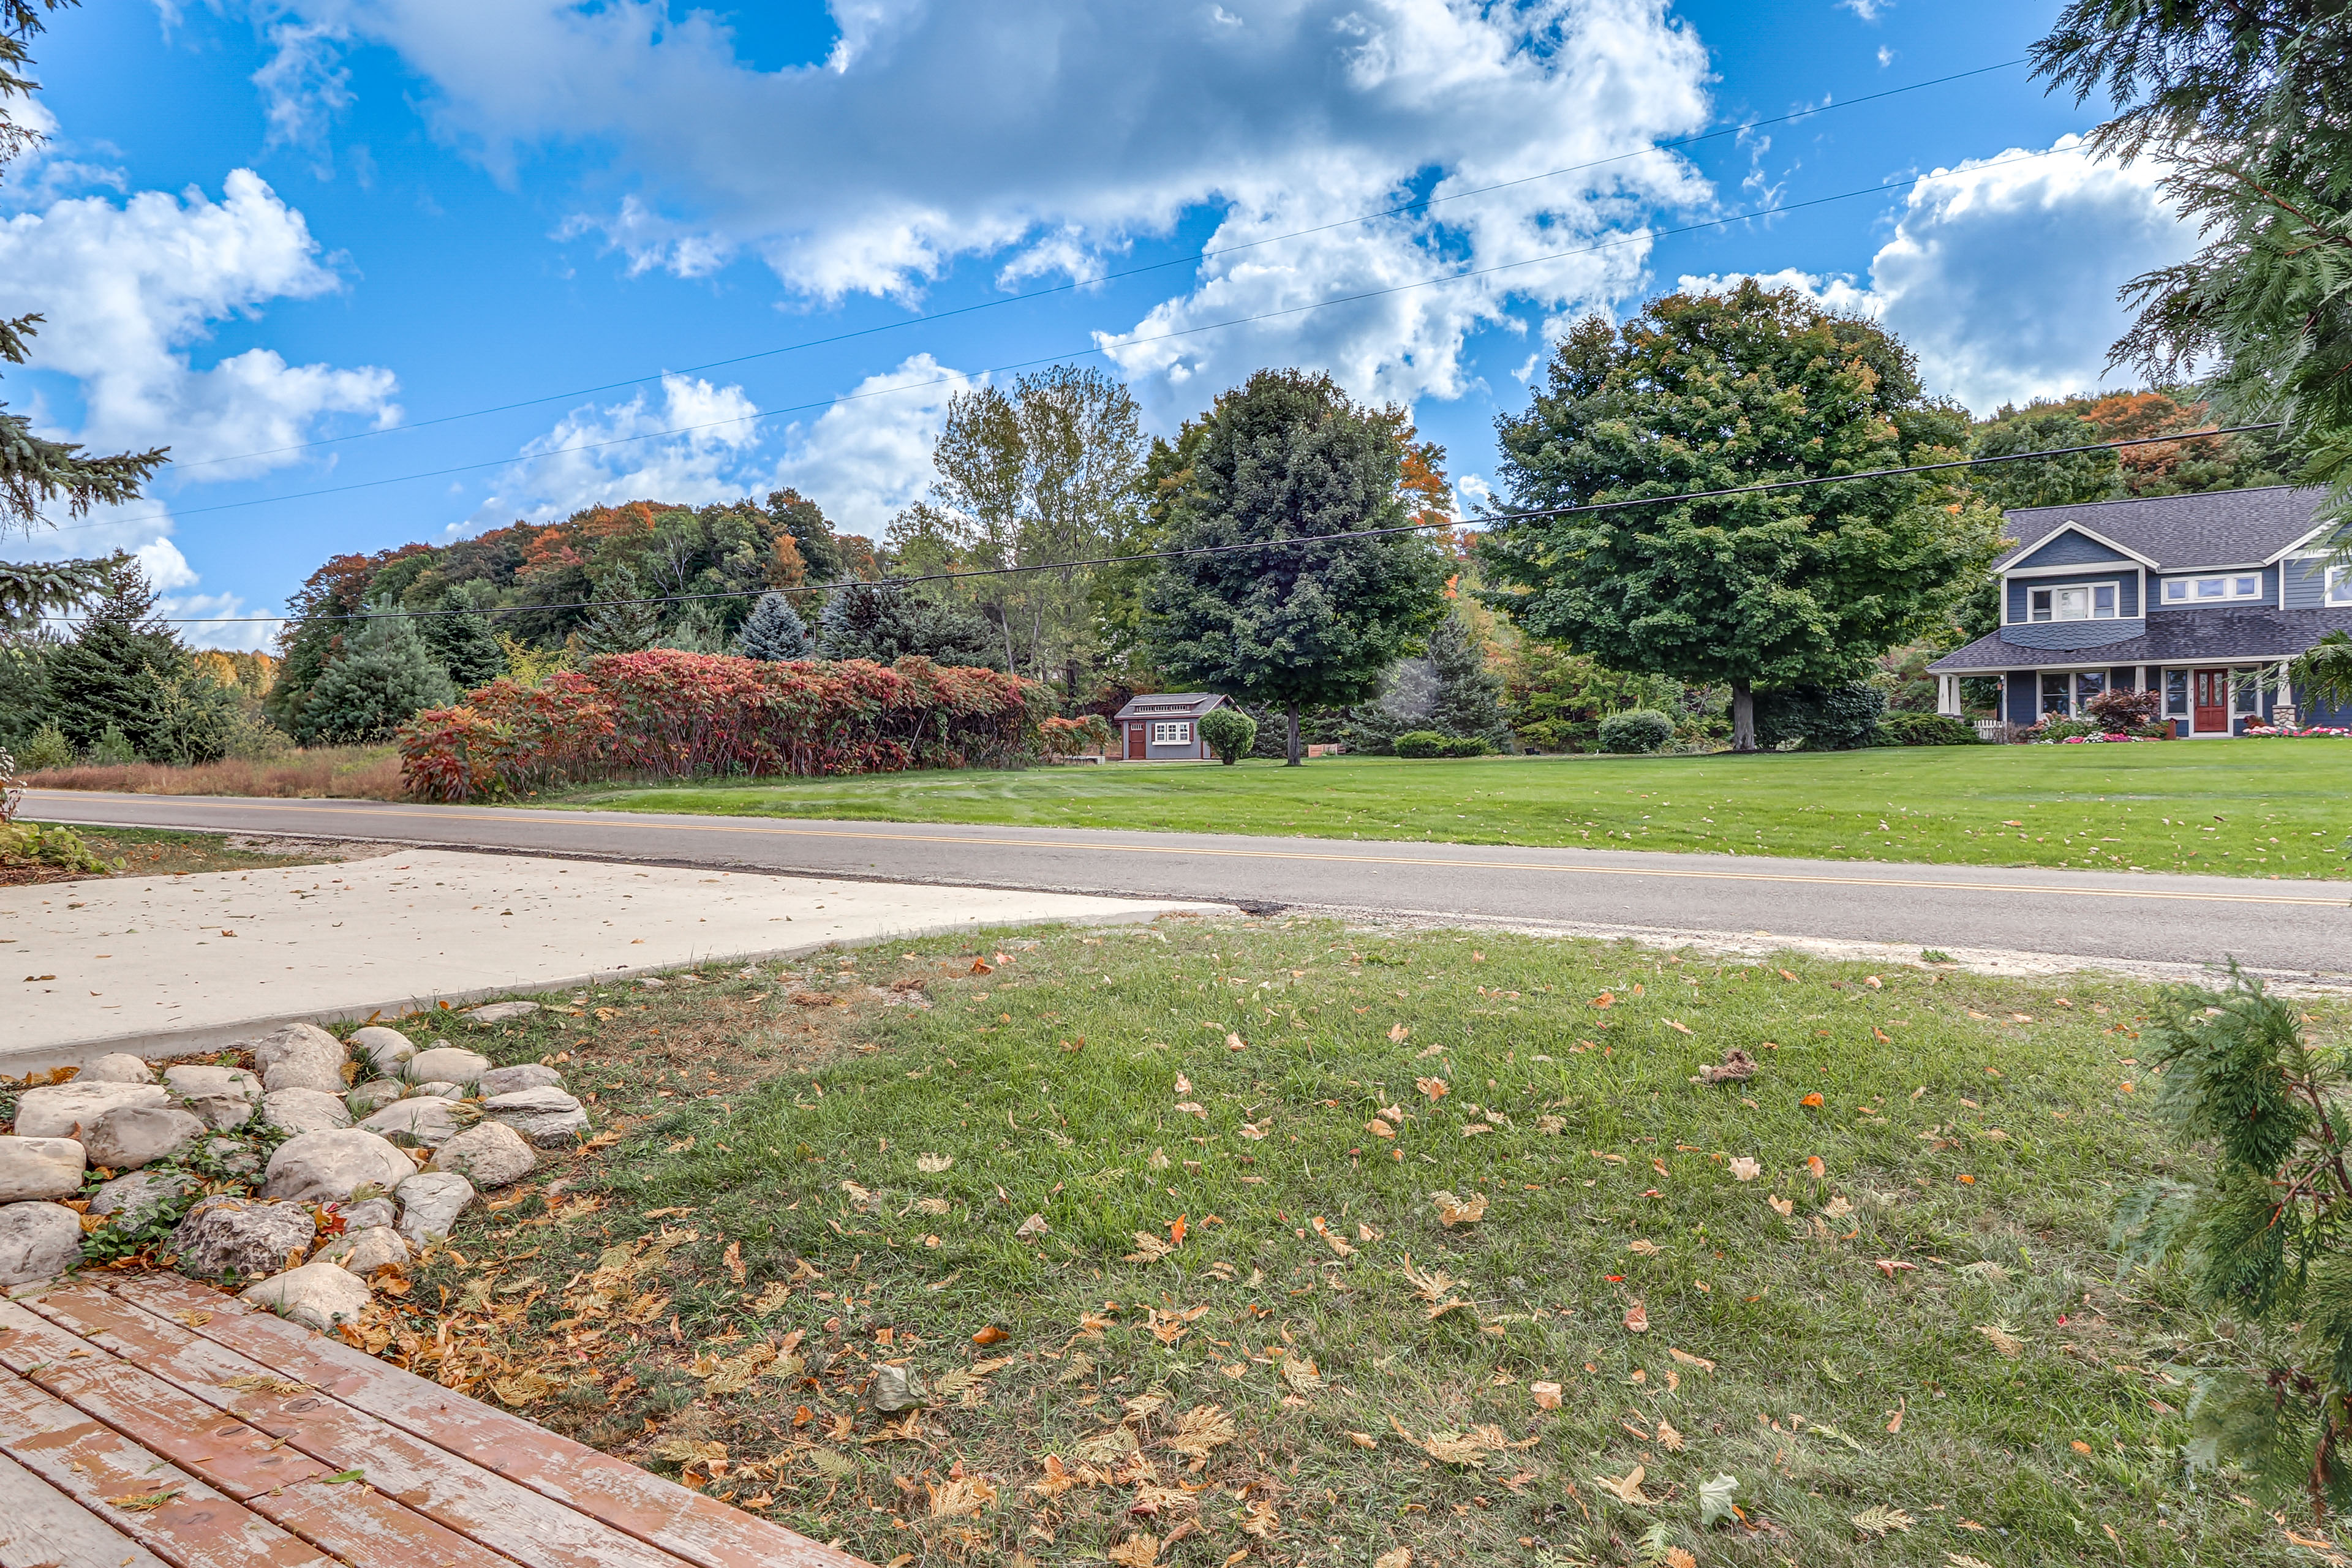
[5,0,2190,647]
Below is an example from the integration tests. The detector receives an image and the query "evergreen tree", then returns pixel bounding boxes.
[1,556,111,635]
[1422,605,1513,751]
[300,601,457,744]
[1,4,168,537]
[576,567,662,655]
[1142,369,1447,764]
[1483,283,2007,751]
[45,556,184,754]
[815,581,997,666]
[738,590,813,661]
[418,584,508,693]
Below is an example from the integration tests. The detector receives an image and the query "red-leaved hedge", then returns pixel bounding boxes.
[396,650,1042,801]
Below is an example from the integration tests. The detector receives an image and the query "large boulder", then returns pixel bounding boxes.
[0,1202,83,1286]
[393,1171,474,1247]
[356,1097,464,1148]
[162,1065,262,1131]
[404,1046,493,1087]
[314,1225,409,1275]
[349,1026,417,1076]
[13,1082,167,1139]
[167,1195,316,1281]
[261,1088,352,1137]
[347,1080,405,1115]
[83,1053,156,1084]
[477,1063,564,1097]
[0,1136,87,1202]
[80,1106,205,1172]
[248,1022,347,1094]
[240,1261,372,1332]
[89,1170,200,1231]
[263,1129,415,1205]
[482,1087,589,1148]
[464,1001,540,1026]
[429,1121,534,1188]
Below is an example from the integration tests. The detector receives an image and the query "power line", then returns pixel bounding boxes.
[156,59,2024,478]
[57,141,2079,538]
[78,423,2284,626]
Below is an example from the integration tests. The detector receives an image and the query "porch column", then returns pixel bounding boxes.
[1936,673,1960,716]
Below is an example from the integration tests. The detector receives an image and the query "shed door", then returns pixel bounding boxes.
[1127,723,1147,759]
[2193,669,2229,733]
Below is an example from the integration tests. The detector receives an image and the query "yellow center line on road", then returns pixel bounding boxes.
[34,791,2352,910]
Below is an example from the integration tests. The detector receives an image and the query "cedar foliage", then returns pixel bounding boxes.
[2116,966,2352,1515]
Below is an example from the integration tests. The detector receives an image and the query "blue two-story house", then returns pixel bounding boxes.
[1927,486,2352,735]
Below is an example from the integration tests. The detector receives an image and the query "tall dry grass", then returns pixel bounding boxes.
[24,747,407,800]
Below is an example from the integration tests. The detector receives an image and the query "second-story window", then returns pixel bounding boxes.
[2027,582,2121,622]
[2162,574,2263,604]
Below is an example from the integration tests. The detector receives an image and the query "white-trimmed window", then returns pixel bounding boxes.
[1151,721,1193,745]
[2329,565,2352,606]
[2163,668,2190,718]
[2160,573,2263,604]
[2027,581,2121,622]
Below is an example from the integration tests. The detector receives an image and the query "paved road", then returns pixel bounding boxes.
[24,790,2352,979]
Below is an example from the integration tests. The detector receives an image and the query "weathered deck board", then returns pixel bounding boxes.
[117,1275,864,1568]
[0,1354,331,1568]
[0,1298,516,1568]
[0,1447,173,1568]
[26,1285,687,1568]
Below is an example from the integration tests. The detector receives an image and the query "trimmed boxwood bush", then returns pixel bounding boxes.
[1597,709,1674,754]
[1880,712,1980,746]
[1394,730,1493,758]
[1198,706,1257,765]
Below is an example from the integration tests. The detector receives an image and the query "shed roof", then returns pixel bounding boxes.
[1112,693,1232,721]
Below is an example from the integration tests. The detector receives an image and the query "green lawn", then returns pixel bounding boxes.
[382,918,2345,1567]
[556,740,2352,878]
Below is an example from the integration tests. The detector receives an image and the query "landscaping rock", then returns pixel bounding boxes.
[241,1261,372,1332]
[482,1087,589,1148]
[347,1080,405,1115]
[162,1065,263,1131]
[262,1088,352,1136]
[408,1080,461,1099]
[404,1046,493,1086]
[477,1063,564,1097]
[357,1096,464,1148]
[350,1025,417,1075]
[194,1136,263,1178]
[0,1202,83,1286]
[89,1170,200,1229]
[393,1170,474,1246]
[336,1196,397,1231]
[0,1136,87,1202]
[168,1195,316,1281]
[249,1022,347,1094]
[314,1224,409,1275]
[80,1106,205,1172]
[83,1052,156,1084]
[12,1082,167,1139]
[464,1001,540,1025]
[429,1121,535,1188]
[263,1129,415,1205]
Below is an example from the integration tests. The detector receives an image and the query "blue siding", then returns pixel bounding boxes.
[2006,570,2139,623]
[2005,672,2040,726]
[2285,557,2336,609]
[2012,528,2135,570]
[2000,618,2146,650]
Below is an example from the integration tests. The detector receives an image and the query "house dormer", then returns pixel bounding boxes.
[1997,522,2154,650]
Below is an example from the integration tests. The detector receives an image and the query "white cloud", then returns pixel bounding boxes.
[252,21,355,156]
[768,354,973,537]
[275,0,1712,408]
[1677,137,2195,414]
[464,372,766,527]
[0,168,398,477]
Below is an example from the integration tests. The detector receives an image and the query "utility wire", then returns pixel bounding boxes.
[157,58,2024,478]
[80,422,2283,625]
[59,140,2078,538]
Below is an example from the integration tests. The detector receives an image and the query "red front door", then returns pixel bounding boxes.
[2193,669,2230,733]
[1127,723,1147,759]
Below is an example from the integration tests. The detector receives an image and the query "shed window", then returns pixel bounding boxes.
[1151,721,1193,745]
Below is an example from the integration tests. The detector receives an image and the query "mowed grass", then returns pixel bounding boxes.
[557,740,2352,879]
[380,917,2348,1567]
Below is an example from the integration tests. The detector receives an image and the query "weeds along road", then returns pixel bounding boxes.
[24,790,2352,982]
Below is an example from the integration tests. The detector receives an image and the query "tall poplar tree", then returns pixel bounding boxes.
[1482,282,2005,751]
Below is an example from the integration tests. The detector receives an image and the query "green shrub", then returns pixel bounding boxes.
[87,724,137,765]
[1754,683,1886,750]
[1880,712,1980,746]
[0,822,118,874]
[16,723,71,772]
[1392,730,1491,758]
[1596,709,1674,753]
[1198,706,1257,766]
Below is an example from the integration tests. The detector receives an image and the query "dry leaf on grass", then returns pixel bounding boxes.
[1015,1213,1050,1239]
[1656,1418,1685,1452]
[927,1476,997,1518]
[1431,1190,1487,1226]
[1167,1404,1240,1459]
[1388,1023,1410,1042]
[1593,1465,1652,1504]
[1668,1348,1715,1372]
[1373,1551,1411,1568]
[653,1437,726,1464]
[1727,1156,1762,1182]
[1529,1381,1563,1409]
[1365,1118,1395,1139]
[1851,1504,1915,1537]
[1975,1324,2026,1357]
[1626,1238,1662,1256]
[1279,1355,1324,1396]
[916,1153,954,1174]
[1126,1231,1177,1263]
[1623,1303,1649,1333]
[1415,1076,1449,1101]
[1107,1533,1162,1567]
[491,1370,563,1406]
[1240,1499,1280,1538]
[1768,1194,1795,1218]
[1806,1155,1827,1178]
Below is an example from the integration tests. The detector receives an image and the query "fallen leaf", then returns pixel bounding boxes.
[1975,1324,2025,1357]
[1107,1533,1162,1568]
[1800,1093,1825,1109]
[1594,1464,1651,1505]
[107,1487,185,1512]
[1365,1118,1395,1139]
[1348,1431,1379,1450]
[1698,1473,1740,1529]
[1529,1381,1562,1409]
[1623,1303,1649,1333]
[916,1153,954,1174]
[1373,1551,1410,1568]
[1389,1023,1410,1042]
[1656,1418,1684,1452]
[927,1475,997,1519]
[1850,1504,1915,1537]
[1167,1404,1240,1458]
[722,1240,745,1287]
[1767,1194,1795,1218]
[1415,1076,1449,1101]
[1728,1156,1761,1182]
[1822,1196,1854,1219]
[1806,1155,1826,1178]
[1431,1190,1487,1226]
[974,1325,1009,1346]
[1015,1213,1050,1239]
[1668,1348,1715,1372]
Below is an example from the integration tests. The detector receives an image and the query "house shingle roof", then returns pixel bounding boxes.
[1927,608,2352,671]
[1992,486,2329,571]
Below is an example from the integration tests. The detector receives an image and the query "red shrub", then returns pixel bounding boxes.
[397,649,1042,801]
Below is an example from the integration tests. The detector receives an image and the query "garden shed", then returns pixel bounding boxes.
[1110,693,1234,761]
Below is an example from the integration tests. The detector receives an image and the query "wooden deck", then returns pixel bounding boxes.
[0,1272,870,1568]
